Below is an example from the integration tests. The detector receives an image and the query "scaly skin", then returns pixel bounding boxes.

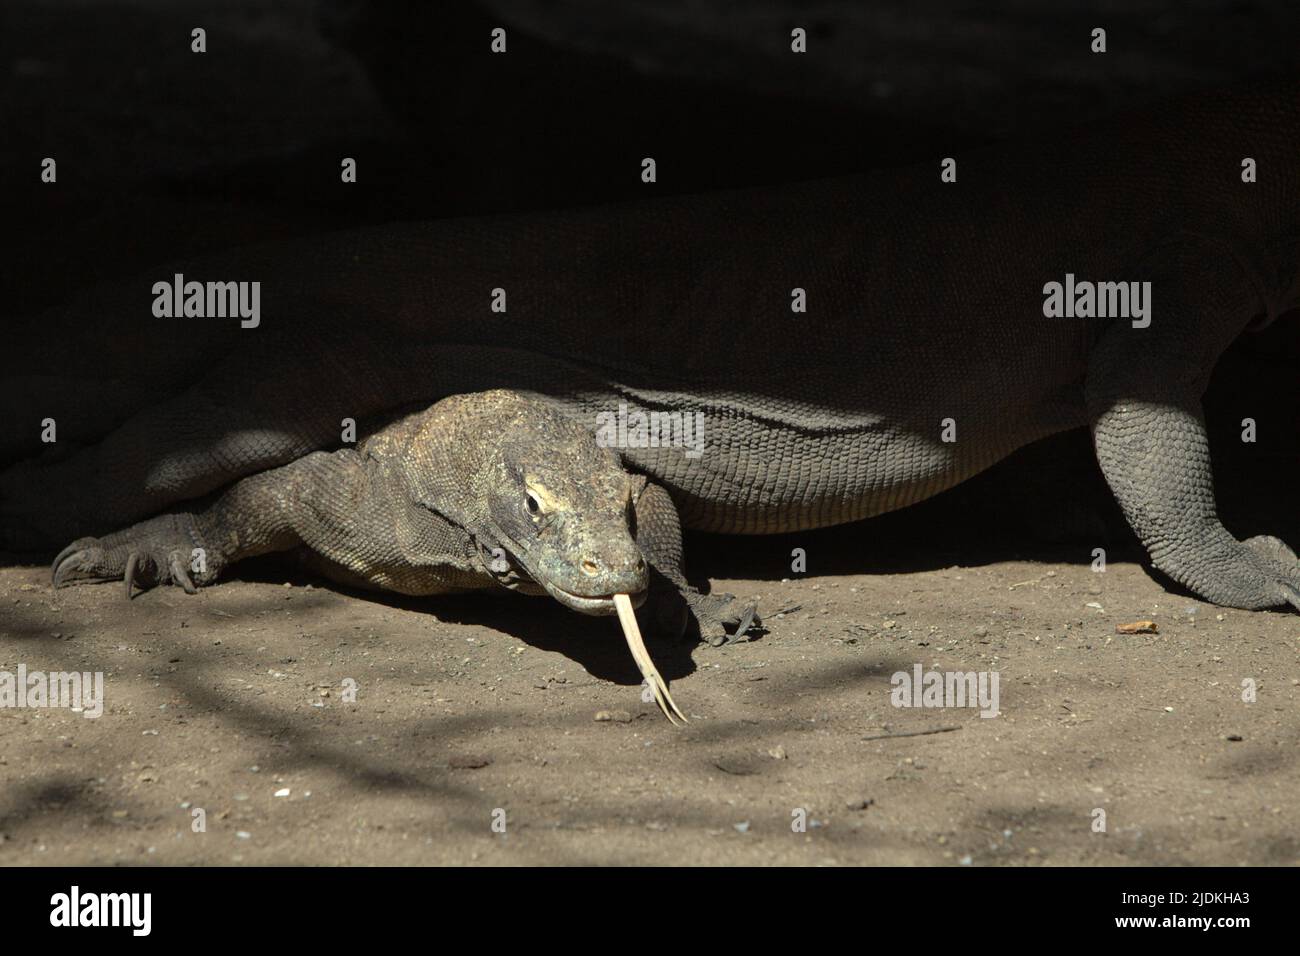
[49,391,756,644]
[6,81,1300,616]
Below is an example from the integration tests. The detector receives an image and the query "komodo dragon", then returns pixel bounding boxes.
[4,82,1300,637]
[47,389,704,719]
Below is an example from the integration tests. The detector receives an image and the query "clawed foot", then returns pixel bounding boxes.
[689,590,760,646]
[51,514,209,598]
[1241,535,1300,611]
[646,576,760,646]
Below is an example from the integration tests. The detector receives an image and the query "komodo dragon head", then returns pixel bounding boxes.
[409,390,686,721]
[477,400,649,616]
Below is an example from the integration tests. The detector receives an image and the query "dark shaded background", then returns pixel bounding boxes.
[2,0,1298,561]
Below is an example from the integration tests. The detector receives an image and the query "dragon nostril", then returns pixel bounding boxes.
[581,559,600,576]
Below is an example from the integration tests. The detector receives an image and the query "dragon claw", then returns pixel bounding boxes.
[51,542,84,583]
[52,547,93,588]
[1242,535,1300,612]
[687,591,761,646]
[170,553,198,594]
[123,552,140,600]
[49,514,208,598]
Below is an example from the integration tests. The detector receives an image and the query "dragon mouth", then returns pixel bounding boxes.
[542,581,646,615]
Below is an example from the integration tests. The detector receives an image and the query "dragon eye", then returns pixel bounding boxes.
[525,493,540,515]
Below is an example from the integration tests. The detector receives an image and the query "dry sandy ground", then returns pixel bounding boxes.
[1,532,1297,866]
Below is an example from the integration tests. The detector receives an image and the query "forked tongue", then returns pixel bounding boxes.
[613,592,687,724]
